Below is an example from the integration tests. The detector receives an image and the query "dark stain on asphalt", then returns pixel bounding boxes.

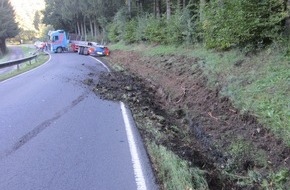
[0,93,88,160]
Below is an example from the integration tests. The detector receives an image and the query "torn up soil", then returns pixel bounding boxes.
[88,50,289,189]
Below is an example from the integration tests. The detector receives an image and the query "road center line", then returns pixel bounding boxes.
[120,102,147,190]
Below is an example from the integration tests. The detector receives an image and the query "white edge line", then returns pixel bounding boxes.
[95,56,147,189]
[120,102,147,190]
[0,52,52,84]
[90,56,111,72]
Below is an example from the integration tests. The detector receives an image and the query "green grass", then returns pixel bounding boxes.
[113,42,289,145]
[0,45,37,62]
[191,47,290,145]
[225,59,289,134]
[20,45,38,57]
[147,142,209,190]
[0,48,13,62]
[109,41,135,51]
[0,52,49,82]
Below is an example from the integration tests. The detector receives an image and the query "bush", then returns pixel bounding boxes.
[164,7,198,45]
[203,0,287,50]
[144,15,166,44]
[108,7,129,43]
[124,19,138,43]
[135,15,148,42]
[108,22,119,43]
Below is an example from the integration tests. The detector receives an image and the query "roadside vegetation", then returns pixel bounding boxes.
[0,51,49,82]
[37,0,290,189]
[0,48,13,63]
[103,41,289,189]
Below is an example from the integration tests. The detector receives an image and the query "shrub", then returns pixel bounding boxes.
[124,19,138,43]
[144,15,166,44]
[108,7,129,42]
[203,0,287,50]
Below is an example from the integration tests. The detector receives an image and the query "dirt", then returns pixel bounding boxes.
[88,50,289,189]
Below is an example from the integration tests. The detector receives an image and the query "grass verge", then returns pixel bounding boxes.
[0,52,49,82]
[0,48,13,62]
[109,42,290,145]
[147,142,209,190]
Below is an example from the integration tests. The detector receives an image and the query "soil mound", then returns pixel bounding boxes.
[89,50,289,189]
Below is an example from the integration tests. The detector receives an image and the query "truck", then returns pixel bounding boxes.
[47,30,109,56]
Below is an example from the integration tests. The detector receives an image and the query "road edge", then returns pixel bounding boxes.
[92,56,158,190]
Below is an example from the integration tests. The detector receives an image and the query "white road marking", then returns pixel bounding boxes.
[94,56,147,189]
[120,102,147,190]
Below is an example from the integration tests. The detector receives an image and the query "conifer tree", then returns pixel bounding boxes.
[0,0,19,55]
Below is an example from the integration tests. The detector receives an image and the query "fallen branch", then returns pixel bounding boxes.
[175,86,186,104]
[208,112,218,121]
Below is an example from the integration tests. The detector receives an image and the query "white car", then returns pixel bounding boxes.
[34,41,45,49]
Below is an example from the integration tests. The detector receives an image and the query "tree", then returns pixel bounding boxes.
[0,0,19,56]
[33,11,41,31]
[166,0,171,19]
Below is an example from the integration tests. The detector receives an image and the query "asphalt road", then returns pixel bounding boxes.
[0,53,157,190]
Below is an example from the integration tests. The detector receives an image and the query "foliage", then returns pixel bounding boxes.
[108,5,199,45]
[148,143,209,190]
[42,0,290,49]
[42,0,125,41]
[0,51,49,82]
[124,19,138,43]
[203,0,287,50]
[143,15,166,44]
[0,0,19,55]
[33,11,41,31]
[164,8,197,45]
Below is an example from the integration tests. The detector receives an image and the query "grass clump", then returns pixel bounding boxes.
[226,137,267,172]
[148,142,209,190]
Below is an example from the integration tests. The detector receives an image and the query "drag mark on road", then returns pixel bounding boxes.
[0,93,87,160]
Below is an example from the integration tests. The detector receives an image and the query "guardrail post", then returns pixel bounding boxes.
[0,54,38,70]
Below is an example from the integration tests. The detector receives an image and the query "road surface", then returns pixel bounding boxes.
[0,52,157,190]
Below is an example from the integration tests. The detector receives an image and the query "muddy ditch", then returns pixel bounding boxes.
[86,50,289,189]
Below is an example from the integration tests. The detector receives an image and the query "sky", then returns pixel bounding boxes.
[10,0,45,30]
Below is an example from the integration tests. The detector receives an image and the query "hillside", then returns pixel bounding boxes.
[90,43,290,189]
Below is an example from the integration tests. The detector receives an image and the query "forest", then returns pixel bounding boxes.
[41,0,289,50]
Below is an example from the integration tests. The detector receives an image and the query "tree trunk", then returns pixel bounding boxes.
[93,21,98,40]
[80,22,84,41]
[77,21,81,36]
[166,0,171,20]
[284,0,290,34]
[83,18,87,41]
[0,38,7,56]
[183,0,186,9]
[200,0,206,22]
[128,0,131,17]
[90,20,93,38]
[156,0,161,18]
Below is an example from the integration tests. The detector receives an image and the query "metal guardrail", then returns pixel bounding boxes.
[0,50,41,70]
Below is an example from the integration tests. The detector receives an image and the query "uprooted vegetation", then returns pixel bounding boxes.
[84,46,289,189]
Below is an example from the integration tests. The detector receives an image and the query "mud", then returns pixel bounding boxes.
[90,50,289,189]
